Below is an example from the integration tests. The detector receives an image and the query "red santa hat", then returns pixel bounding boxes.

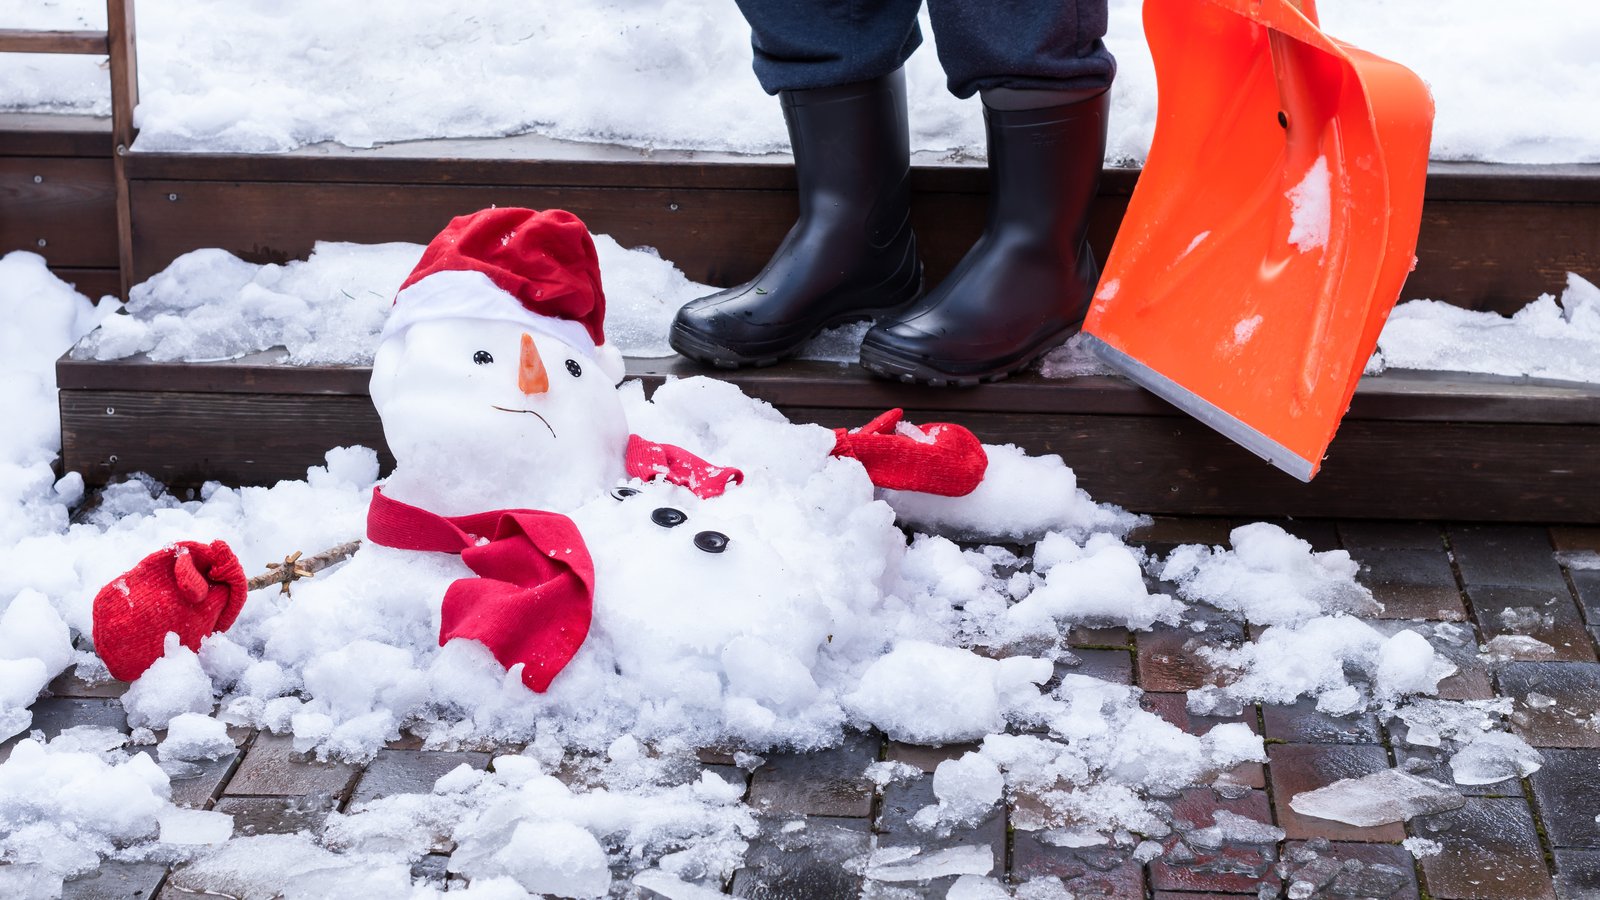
[384,207,625,381]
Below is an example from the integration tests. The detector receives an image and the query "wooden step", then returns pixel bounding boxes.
[57,352,1600,523]
[0,114,119,298]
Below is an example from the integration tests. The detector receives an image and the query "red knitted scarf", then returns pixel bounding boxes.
[366,486,594,692]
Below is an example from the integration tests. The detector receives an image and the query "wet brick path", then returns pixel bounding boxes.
[8,519,1600,899]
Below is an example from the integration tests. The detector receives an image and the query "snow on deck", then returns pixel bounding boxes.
[3,0,1598,164]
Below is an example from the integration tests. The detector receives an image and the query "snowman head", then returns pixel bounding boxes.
[371,208,630,514]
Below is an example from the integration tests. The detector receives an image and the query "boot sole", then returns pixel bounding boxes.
[858,324,1083,388]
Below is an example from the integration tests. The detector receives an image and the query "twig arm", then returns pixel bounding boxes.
[247,540,362,594]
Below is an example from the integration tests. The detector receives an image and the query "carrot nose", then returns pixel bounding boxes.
[519,333,549,395]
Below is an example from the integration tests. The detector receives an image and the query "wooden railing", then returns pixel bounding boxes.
[0,0,138,296]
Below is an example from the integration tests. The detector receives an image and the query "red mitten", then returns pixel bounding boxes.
[625,435,744,499]
[832,408,988,497]
[92,540,249,682]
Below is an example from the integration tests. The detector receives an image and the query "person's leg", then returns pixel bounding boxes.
[738,0,924,94]
[925,0,1114,99]
[670,1,926,368]
[858,0,1114,385]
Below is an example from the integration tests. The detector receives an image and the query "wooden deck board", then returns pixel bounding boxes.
[55,352,1600,522]
[55,353,1600,424]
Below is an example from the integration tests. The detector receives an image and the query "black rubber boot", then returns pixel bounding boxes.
[670,71,922,368]
[858,88,1110,386]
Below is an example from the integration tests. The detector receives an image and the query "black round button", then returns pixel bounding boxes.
[610,487,640,501]
[694,531,729,553]
[651,507,687,528]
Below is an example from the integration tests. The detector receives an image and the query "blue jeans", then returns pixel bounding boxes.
[733,0,1115,98]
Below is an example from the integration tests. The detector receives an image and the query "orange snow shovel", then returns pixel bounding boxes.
[1081,0,1433,481]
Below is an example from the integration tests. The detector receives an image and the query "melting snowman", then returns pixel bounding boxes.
[362,207,932,703]
[96,208,987,736]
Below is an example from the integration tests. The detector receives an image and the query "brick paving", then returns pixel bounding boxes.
[11,519,1600,898]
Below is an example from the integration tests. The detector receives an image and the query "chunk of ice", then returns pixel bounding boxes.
[632,870,728,900]
[159,713,235,761]
[866,844,995,882]
[946,875,1013,900]
[1185,810,1285,848]
[1290,769,1464,826]
[1483,634,1558,661]
[1449,731,1543,785]
[489,821,611,898]
[932,752,1004,824]
[157,807,234,845]
[1404,837,1443,858]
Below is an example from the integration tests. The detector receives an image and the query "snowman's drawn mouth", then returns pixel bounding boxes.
[491,406,556,438]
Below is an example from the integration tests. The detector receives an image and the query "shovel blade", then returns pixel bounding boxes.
[1083,0,1433,481]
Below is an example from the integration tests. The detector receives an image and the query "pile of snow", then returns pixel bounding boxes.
[155,749,753,898]
[1372,273,1600,383]
[78,243,418,365]
[0,733,232,897]
[1001,532,1183,642]
[974,676,1265,837]
[0,252,109,545]
[0,591,75,742]
[884,444,1144,543]
[8,1,1600,164]
[71,235,871,365]
[0,252,112,740]
[1187,616,1456,717]
[74,235,713,364]
[1160,522,1381,626]
[122,636,216,730]
[844,642,1051,745]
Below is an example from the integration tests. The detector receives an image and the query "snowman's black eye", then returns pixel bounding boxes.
[694,531,729,554]
[472,351,494,365]
[565,359,582,378]
[610,487,639,501]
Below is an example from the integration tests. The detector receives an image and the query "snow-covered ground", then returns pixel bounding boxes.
[4,0,1599,163]
[1,250,1558,896]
